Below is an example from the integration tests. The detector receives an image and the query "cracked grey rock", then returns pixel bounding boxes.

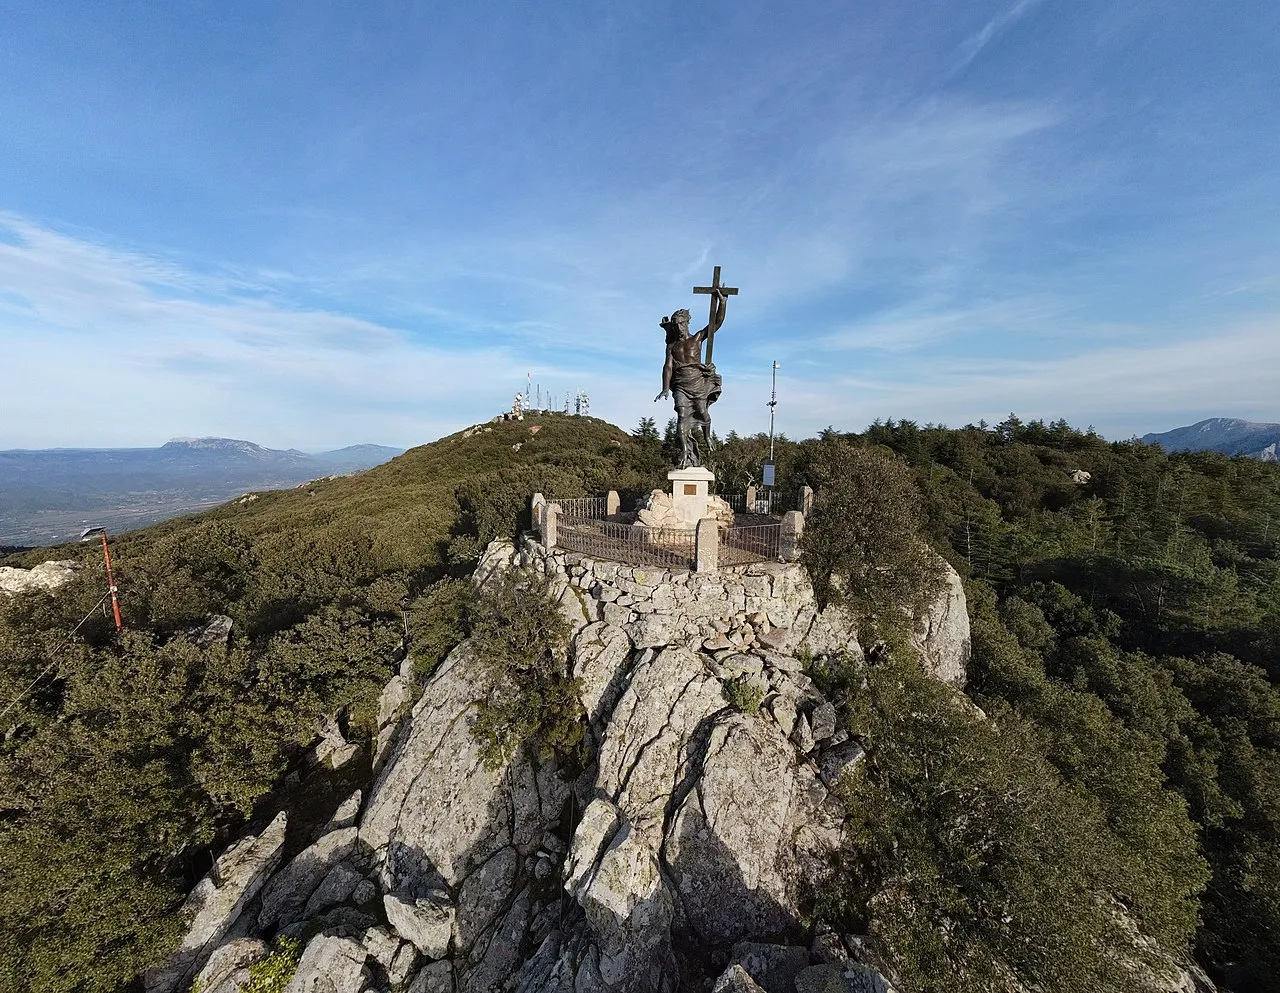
[284,934,368,993]
[809,701,837,741]
[191,939,268,993]
[713,965,769,993]
[819,740,866,789]
[327,791,363,831]
[408,961,454,993]
[728,943,811,993]
[258,827,359,930]
[795,964,895,993]
[384,893,454,959]
[911,558,970,688]
[304,863,364,917]
[145,812,287,993]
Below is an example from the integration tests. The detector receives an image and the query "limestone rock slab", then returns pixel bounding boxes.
[384,894,454,959]
[911,560,970,688]
[145,812,287,993]
[283,934,368,993]
[258,826,359,930]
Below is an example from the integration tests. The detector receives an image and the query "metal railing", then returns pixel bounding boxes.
[720,523,782,566]
[722,493,775,516]
[550,497,609,519]
[556,515,695,570]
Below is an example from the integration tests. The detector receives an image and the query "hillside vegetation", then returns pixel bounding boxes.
[760,416,1280,992]
[1,412,1277,992]
[0,414,665,993]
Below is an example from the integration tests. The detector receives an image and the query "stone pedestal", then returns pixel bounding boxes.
[668,467,716,529]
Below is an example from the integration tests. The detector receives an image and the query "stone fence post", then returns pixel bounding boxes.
[531,492,547,536]
[799,485,814,517]
[780,510,804,562]
[695,518,719,573]
[745,484,757,512]
[545,504,558,550]
[606,490,620,517]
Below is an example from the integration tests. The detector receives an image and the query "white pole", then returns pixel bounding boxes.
[768,361,779,461]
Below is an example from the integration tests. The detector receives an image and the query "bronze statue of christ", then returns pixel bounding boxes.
[654,291,728,469]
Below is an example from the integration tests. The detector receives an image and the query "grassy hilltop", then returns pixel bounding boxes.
[2,412,1279,993]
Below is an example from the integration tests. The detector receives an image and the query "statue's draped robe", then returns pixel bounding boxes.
[671,361,722,413]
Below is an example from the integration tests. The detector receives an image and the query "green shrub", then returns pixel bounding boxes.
[721,675,764,713]
[468,568,584,769]
[241,937,302,993]
[831,652,1206,993]
[800,441,945,632]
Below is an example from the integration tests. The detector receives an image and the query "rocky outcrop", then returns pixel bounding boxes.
[0,559,80,595]
[284,933,368,993]
[191,938,269,993]
[636,489,735,529]
[911,561,970,687]
[165,536,965,993]
[145,812,288,993]
[258,827,360,930]
[186,614,234,649]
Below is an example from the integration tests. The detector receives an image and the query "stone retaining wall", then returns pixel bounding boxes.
[492,537,863,661]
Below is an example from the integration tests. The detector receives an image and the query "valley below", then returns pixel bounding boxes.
[0,438,402,545]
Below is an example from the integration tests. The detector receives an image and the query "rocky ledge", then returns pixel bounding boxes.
[151,537,971,993]
[0,559,80,596]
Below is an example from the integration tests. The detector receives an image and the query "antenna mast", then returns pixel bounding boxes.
[768,361,780,462]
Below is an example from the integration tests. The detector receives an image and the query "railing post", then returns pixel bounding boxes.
[532,492,547,537]
[780,510,804,562]
[799,485,814,516]
[606,490,620,517]
[695,518,719,573]
[745,484,756,513]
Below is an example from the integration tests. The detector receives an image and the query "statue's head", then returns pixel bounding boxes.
[661,308,691,342]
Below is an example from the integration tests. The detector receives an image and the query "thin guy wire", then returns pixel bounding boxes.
[0,590,113,722]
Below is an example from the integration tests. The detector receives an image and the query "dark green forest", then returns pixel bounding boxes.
[1,412,1277,992]
[775,416,1279,993]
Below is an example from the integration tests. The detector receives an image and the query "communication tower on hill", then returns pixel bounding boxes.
[575,390,590,417]
[564,394,571,414]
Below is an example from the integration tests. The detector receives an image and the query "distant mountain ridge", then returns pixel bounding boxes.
[0,437,405,545]
[1142,418,1280,461]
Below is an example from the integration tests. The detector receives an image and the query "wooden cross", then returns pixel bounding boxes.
[693,265,738,365]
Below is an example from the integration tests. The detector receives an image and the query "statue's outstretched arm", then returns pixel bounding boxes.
[655,346,673,401]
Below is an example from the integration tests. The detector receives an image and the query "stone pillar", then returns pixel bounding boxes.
[780,510,804,562]
[695,518,719,573]
[606,490,620,517]
[745,484,757,512]
[545,505,558,550]
[668,466,716,528]
[532,493,547,537]
[799,485,814,517]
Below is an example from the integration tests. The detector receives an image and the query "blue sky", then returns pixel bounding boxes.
[2,0,1278,449]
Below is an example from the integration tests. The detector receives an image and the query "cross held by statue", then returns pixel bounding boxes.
[693,265,738,365]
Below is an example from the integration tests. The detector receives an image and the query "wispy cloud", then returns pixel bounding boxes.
[954,0,1047,73]
[0,217,531,449]
[818,296,1069,352]
[769,317,1280,438]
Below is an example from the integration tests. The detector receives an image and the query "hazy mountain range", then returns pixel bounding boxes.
[1142,418,1280,461]
[0,437,403,546]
